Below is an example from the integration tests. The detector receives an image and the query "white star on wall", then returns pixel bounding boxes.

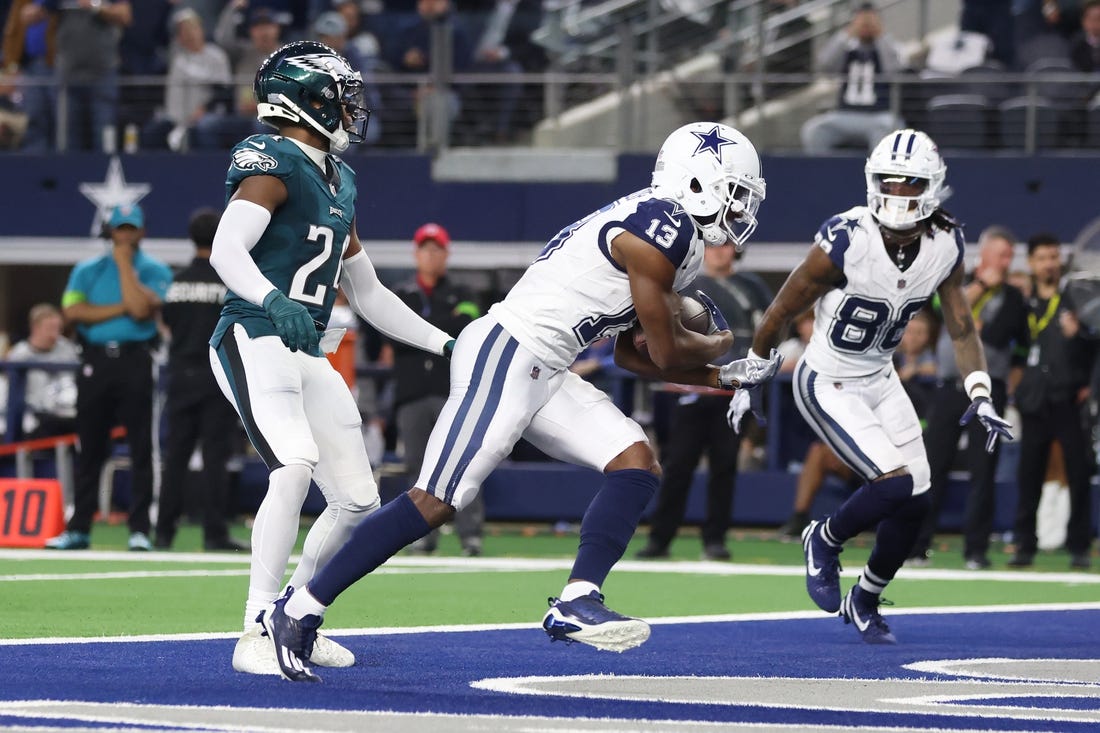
[78,157,152,236]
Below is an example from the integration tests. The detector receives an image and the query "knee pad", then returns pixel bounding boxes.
[908,455,931,496]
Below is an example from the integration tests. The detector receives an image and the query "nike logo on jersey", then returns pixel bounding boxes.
[248,140,267,149]
[825,222,843,242]
[663,211,681,227]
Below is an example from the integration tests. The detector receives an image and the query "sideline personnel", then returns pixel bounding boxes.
[46,203,172,551]
[155,208,247,552]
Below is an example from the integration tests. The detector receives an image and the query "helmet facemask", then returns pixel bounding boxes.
[689,178,765,249]
[255,43,371,153]
[650,123,766,250]
[865,129,946,230]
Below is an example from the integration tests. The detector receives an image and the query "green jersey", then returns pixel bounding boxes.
[210,134,358,354]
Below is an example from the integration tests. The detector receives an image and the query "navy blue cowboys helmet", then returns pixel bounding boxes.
[254,41,370,153]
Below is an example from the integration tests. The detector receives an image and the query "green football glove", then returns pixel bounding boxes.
[263,290,319,354]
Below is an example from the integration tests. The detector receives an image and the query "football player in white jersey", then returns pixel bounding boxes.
[259,122,782,681]
[733,129,1011,644]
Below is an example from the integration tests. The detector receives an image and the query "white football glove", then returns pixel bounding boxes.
[717,348,783,390]
[726,387,767,433]
[959,396,1013,453]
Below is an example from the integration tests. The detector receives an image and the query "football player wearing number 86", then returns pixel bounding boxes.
[261,122,781,681]
[206,41,458,676]
[734,129,1012,645]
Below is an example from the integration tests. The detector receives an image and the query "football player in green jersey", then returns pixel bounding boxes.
[206,41,456,676]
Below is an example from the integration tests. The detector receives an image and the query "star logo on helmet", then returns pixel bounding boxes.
[690,125,737,160]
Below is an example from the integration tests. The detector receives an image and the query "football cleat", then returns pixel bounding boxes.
[233,624,353,674]
[259,590,322,682]
[232,624,280,676]
[308,632,355,668]
[802,520,843,613]
[542,591,651,653]
[840,585,897,644]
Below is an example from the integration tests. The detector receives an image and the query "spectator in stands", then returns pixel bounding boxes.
[636,244,773,561]
[2,0,56,151]
[330,0,385,72]
[216,2,284,131]
[45,203,172,552]
[154,208,247,553]
[461,0,547,142]
[384,0,475,147]
[1015,0,1083,53]
[1069,0,1100,70]
[0,67,28,149]
[800,2,904,155]
[1010,233,1096,570]
[775,441,857,542]
[909,225,1029,569]
[40,0,132,151]
[380,223,484,556]
[145,8,234,151]
[7,303,78,439]
[961,0,1017,67]
[894,311,937,420]
[117,0,172,141]
[312,10,381,144]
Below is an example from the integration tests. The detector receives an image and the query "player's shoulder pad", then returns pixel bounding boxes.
[813,207,865,270]
[620,196,695,268]
[228,134,295,181]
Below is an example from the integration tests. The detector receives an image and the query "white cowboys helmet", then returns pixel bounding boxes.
[651,122,766,249]
[865,129,946,230]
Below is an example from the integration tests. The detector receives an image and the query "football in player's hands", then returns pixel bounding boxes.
[631,294,714,352]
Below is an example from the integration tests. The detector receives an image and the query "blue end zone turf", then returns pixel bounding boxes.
[2,609,1098,731]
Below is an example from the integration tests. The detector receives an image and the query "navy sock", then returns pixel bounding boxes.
[825,474,915,545]
[308,492,431,606]
[866,491,932,587]
[570,468,658,586]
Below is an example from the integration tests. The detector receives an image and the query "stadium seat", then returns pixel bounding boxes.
[1016,33,1071,72]
[958,61,1016,107]
[926,94,991,149]
[997,96,1061,149]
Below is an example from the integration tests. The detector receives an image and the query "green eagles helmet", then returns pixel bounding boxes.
[254,41,370,153]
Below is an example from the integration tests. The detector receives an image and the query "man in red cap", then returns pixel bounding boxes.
[380,222,484,555]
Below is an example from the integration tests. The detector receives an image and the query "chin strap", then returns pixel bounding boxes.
[264,93,349,153]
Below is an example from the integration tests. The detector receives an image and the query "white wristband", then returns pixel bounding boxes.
[964,371,992,400]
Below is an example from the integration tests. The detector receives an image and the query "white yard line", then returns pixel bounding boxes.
[2,601,1099,647]
[2,549,1098,583]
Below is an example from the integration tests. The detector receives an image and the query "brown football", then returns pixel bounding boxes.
[631,294,714,351]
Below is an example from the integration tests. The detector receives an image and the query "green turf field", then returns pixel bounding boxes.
[2,520,1096,640]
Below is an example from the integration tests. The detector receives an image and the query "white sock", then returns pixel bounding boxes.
[559,580,600,602]
[285,585,328,620]
[242,464,312,631]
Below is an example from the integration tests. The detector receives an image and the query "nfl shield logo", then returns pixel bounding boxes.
[530,366,541,380]
[897,279,906,289]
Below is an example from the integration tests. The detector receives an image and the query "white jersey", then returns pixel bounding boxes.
[490,188,705,370]
[803,206,964,378]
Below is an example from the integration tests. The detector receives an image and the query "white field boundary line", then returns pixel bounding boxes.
[2,550,1098,584]
[2,601,1099,647]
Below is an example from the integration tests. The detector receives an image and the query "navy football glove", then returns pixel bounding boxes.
[694,290,729,333]
[263,290,319,354]
[959,396,1013,453]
